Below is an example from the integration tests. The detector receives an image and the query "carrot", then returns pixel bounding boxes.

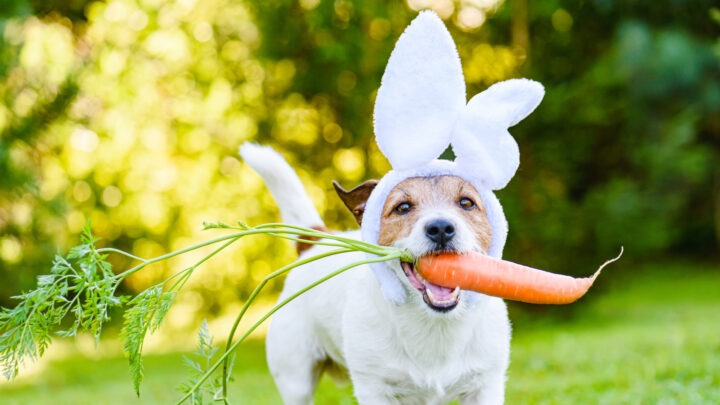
[416,248,623,304]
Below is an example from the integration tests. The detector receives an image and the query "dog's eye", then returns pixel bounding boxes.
[393,202,411,215]
[459,198,475,210]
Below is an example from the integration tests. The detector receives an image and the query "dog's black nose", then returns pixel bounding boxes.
[425,219,455,245]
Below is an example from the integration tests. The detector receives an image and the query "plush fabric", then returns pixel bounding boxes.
[454,79,544,190]
[362,11,545,305]
[373,10,466,171]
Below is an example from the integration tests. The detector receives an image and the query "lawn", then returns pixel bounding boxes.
[1,262,719,404]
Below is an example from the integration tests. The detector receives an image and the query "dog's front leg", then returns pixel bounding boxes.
[351,374,403,405]
[458,371,506,405]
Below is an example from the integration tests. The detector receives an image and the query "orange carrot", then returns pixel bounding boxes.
[416,248,623,304]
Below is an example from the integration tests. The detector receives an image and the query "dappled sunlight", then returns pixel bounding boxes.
[0,1,536,332]
[0,0,718,401]
[1,0,291,332]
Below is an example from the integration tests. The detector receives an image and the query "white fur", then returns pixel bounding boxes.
[241,145,511,404]
[397,206,483,259]
[360,160,509,305]
[239,143,323,228]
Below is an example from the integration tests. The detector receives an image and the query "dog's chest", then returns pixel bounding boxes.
[342,299,508,402]
[373,358,487,403]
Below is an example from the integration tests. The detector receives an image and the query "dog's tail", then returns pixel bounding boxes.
[239,143,324,229]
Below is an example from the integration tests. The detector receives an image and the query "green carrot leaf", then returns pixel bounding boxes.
[177,319,228,404]
[121,286,177,396]
[0,226,123,380]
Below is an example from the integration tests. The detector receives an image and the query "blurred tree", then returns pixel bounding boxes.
[0,0,84,305]
[0,0,718,327]
[492,0,720,270]
[250,0,720,272]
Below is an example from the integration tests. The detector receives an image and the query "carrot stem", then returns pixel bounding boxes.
[177,252,404,405]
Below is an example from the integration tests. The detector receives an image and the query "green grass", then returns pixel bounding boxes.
[508,262,720,404]
[1,262,719,404]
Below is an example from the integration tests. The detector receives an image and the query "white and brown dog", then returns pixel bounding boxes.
[241,145,509,405]
[239,10,545,405]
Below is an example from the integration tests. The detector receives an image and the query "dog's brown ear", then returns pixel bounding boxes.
[333,180,378,225]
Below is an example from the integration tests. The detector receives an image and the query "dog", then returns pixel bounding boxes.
[240,143,510,404]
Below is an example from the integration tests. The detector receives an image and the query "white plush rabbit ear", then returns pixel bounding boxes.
[466,79,545,127]
[452,79,544,190]
[373,10,466,171]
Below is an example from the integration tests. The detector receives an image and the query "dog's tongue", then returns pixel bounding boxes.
[402,262,458,304]
[424,280,455,300]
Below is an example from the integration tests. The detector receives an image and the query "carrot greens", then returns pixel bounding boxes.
[0,220,411,403]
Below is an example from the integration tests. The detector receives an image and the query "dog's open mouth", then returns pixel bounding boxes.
[401,261,460,312]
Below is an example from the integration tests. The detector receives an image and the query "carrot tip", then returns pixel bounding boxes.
[590,246,624,282]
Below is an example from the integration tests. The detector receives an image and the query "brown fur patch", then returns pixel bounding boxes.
[377,176,492,251]
[297,225,329,255]
[333,180,379,225]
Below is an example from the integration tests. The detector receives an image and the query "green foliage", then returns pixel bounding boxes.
[0,223,122,379]
[0,220,406,401]
[201,221,249,231]
[0,3,81,308]
[121,286,177,397]
[487,1,720,271]
[178,320,235,404]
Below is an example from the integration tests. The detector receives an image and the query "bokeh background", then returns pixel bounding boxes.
[1,0,719,403]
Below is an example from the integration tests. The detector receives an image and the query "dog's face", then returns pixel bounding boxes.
[334,175,492,313]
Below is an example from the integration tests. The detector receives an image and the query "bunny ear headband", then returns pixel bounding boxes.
[362,10,545,305]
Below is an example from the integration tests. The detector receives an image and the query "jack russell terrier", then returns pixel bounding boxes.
[239,10,545,405]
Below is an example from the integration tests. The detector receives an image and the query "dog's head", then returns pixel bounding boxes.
[335,175,491,313]
[331,12,544,312]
